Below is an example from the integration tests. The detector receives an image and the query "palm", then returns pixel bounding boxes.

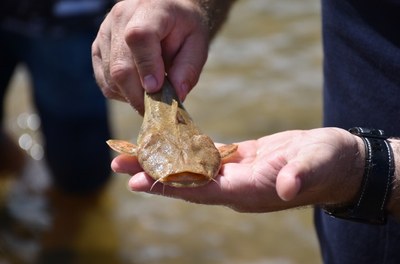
[114,134,300,212]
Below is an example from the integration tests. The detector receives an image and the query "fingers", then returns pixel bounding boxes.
[124,6,167,93]
[124,0,208,99]
[109,3,147,113]
[92,0,210,111]
[128,172,228,206]
[92,3,146,112]
[92,1,161,113]
[112,154,224,205]
[168,33,208,101]
[111,155,142,174]
[92,15,126,102]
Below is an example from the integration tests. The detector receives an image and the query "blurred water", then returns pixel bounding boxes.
[1,0,323,263]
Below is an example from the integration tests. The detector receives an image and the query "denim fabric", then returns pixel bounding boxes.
[317,0,400,263]
[0,28,111,193]
[322,0,400,135]
[315,208,400,264]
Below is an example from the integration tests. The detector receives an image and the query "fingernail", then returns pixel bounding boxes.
[143,75,158,93]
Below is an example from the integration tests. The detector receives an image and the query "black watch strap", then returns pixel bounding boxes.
[324,127,395,224]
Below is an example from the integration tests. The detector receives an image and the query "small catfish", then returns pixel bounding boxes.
[107,79,237,188]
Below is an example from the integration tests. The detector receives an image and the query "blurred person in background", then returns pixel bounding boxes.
[0,0,117,262]
[92,0,400,263]
[0,0,113,193]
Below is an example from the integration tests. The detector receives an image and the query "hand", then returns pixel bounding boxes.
[92,0,210,113]
[111,128,365,212]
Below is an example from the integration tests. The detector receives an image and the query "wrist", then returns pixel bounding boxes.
[325,130,365,206]
[324,127,395,224]
[196,0,236,37]
[339,133,366,205]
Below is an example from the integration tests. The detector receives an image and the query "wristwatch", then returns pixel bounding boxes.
[323,127,395,224]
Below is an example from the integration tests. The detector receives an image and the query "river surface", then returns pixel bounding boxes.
[1,0,323,263]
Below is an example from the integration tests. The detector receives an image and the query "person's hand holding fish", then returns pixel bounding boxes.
[111,128,367,213]
[92,0,234,114]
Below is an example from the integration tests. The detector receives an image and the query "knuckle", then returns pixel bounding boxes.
[109,1,126,20]
[102,86,127,103]
[95,17,111,42]
[124,26,150,45]
[102,86,117,98]
[109,61,133,84]
[96,27,110,43]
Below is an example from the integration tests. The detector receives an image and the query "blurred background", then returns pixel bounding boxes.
[1,0,323,263]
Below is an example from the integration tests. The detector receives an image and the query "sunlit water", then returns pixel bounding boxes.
[1,0,323,263]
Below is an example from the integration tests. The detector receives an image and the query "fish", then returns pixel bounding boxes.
[107,79,237,188]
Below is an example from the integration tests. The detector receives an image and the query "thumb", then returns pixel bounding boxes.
[275,161,302,201]
[276,160,318,202]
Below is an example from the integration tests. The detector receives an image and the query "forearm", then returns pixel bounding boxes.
[196,0,237,38]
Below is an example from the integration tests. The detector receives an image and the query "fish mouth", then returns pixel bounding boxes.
[161,172,213,188]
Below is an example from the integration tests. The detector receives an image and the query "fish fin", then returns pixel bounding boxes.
[106,139,138,156]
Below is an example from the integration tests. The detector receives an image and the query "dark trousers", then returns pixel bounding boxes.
[0,28,111,193]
